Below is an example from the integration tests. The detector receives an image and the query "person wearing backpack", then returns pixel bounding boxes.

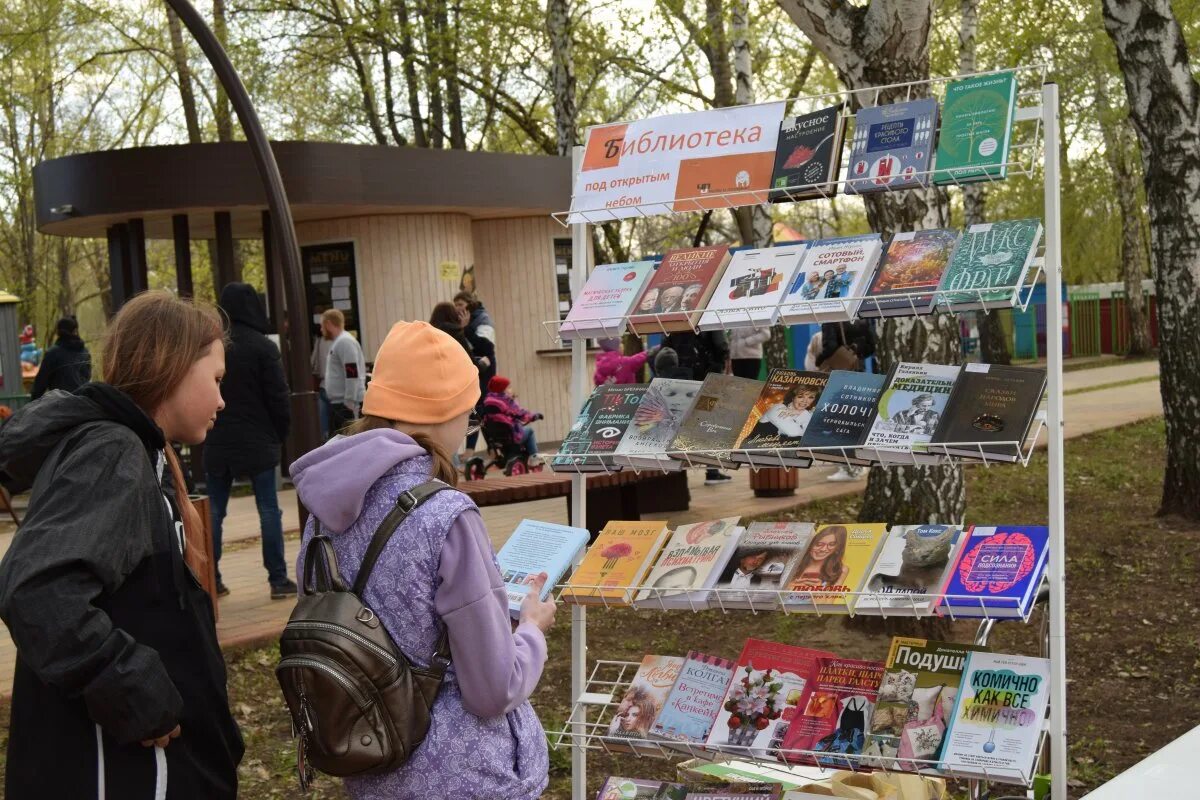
[288,320,556,800]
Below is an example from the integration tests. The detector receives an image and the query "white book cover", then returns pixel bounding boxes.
[852,524,964,616]
[942,652,1051,781]
[612,378,702,471]
[496,520,590,618]
[633,518,743,609]
[697,244,808,330]
[559,260,655,340]
[779,234,884,324]
[859,362,961,465]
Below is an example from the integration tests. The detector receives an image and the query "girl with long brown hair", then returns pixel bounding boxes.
[0,291,243,799]
[790,525,851,590]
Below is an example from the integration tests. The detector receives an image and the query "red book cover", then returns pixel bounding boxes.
[780,656,885,766]
[630,245,731,334]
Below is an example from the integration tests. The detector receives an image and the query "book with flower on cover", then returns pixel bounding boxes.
[561,520,670,606]
[603,654,685,754]
[651,651,737,746]
[633,517,743,610]
[779,656,886,766]
[560,260,656,340]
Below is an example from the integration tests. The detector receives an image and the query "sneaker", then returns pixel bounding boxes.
[827,467,861,482]
[704,472,733,486]
[216,580,230,597]
[270,578,298,600]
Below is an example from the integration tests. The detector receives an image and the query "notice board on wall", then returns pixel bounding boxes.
[302,242,360,340]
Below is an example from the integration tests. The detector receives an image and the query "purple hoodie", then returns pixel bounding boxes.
[290,429,549,800]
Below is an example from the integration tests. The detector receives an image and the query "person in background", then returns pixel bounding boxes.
[453,292,497,457]
[205,283,294,600]
[454,291,496,349]
[431,302,494,376]
[652,346,689,380]
[482,376,543,464]
[593,337,655,386]
[817,319,877,482]
[311,331,333,439]
[31,316,91,399]
[322,308,367,437]
[728,327,772,380]
[290,321,555,800]
[803,329,824,371]
[663,330,732,485]
[0,291,243,799]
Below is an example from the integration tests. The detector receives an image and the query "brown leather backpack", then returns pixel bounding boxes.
[276,480,451,788]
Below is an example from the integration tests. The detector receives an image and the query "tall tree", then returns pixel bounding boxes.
[547,0,576,155]
[1101,0,1200,520]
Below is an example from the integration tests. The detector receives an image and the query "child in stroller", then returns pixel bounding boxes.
[463,375,545,479]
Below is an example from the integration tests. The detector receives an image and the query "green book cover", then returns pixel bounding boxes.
[937,219,1042,309]
[934,71,1017,184]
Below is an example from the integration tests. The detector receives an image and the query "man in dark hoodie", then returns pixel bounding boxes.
[204,283,295,599]
[31,316,91,399]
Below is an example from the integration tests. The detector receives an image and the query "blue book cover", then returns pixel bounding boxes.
[798,370,887,465]
[651,651,736,745]
[846,97,939,194]
[496,519,590,618]
[940,525,1049,619]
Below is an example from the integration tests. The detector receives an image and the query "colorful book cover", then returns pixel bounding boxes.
[698,244,808,330]
[731,369,829,468]
[769,103,846,202]
[941,652,1051,781]
[799,370,888,466]
[937,219,1042,310]
[560,260,656,340]
[630,245,731,334]
[677,759,808,790]
[669,374,764,468]
[862,637,986,770]
[552,385,647,473]
[934,71,1018,184]
[634,517,742,609]
[931,363,1047,462]
[860,229,960,317]
[651,651,737,745]
[496,519,590,618]
[561,520,670,606]
[853,524,965,616]
[940,525,1049,619]
[597,777,683,800]
[779,234,884,324]
[711,522,815,609]
[681,786,783,800]
[613,378,701,471]
[846,98,939,194]
[783,522,887,612]
[604,654,685,753]
[779,657,886,766]
[859,362,961,464]
[706,639,836,760]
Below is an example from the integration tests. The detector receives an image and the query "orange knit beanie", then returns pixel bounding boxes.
[362,321,480,424]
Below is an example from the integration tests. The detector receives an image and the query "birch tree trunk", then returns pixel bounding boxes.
[1101,0,1200,520]
[166,5,203,144]
[212,0,233,142]
[547,0,577,156]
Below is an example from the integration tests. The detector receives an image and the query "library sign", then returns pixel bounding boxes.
[569,103,786,223]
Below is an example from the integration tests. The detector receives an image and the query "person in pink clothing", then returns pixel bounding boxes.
[593,337,656,385]
[481,375,543,460]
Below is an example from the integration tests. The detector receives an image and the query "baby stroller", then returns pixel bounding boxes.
[462,414,544,480]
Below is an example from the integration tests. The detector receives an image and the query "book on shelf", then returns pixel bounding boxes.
[940,525,1049,619]
[669,374,765,468]
[561,520,671,606]
[936,219,1042,311]
[858,362,962,464]
[782,522,888,613]
[798,370,888,467]
[934,71,1019,185]
[496,519,590,619]
[650,651,738,746]
[707,639,836,761]
[560,260,657,340]
[732,369,830,468]
[779,656,886,766]
[930,363,1047,463]
[859,229,961,317]
[633,517,743,610]
[941,651,1051,782]
[846,98,940,194]
[768,103,846,202]
[613,378,702,472]
[778,234,884,324]
[553,384,647,473]
[681,785,784,800]
[711,522,815,609]
[862,636,986,771]
[630,245,731,335]
[603,654,685,754]
[853,524,966,616]
[596,777,685,800]
[697,244,808,331]
[676,757,810,790]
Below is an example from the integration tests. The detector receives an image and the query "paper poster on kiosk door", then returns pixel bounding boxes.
[570,103,786,224]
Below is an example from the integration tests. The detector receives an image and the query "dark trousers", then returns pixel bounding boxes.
[206,467,288,586]
[731,358,762,379]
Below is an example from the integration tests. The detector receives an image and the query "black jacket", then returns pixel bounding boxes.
[30,334,91,398]
[817,320,877,367]
[0,384,243,799]
[663,331,729,381]
[204,283,291,477]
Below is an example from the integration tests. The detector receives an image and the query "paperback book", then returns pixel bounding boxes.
[799,370,888,467]
[552,385,647,473]
[937,219,1042,311]
[846,98,939,194]
[651,651,738,746]
[596,777,685,800]
[860,229,960,317]
[630,246,731,334]
[779,657,886,766]
[613,378,702,472]
[698,244,808,330]
[783,522,887,612]
[560,260,656,340]
[604,655,685,754]
[853,524,965,616]
[681,786,784,800]
[669,374,764,468]
[778,234,884,324]
[858,362,961,464]
[934,71,1018,184]
[930,363,1047,462]
[634,518,743,610]
[496,519,590,618]
[940,525,1049,619]
[711,522,815,609]
[731,369,829,468]
[768,103,846,202]
[561,520,671,606]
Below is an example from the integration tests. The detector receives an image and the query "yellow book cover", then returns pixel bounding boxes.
[782,522,888,612]
[562,520,670,606]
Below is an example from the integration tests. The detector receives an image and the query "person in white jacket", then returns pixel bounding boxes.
[728,327,773,380]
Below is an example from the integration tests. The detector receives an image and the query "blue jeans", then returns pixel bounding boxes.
[318,387,331,440]
[206,467,289,586]
[520,426,538,456]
